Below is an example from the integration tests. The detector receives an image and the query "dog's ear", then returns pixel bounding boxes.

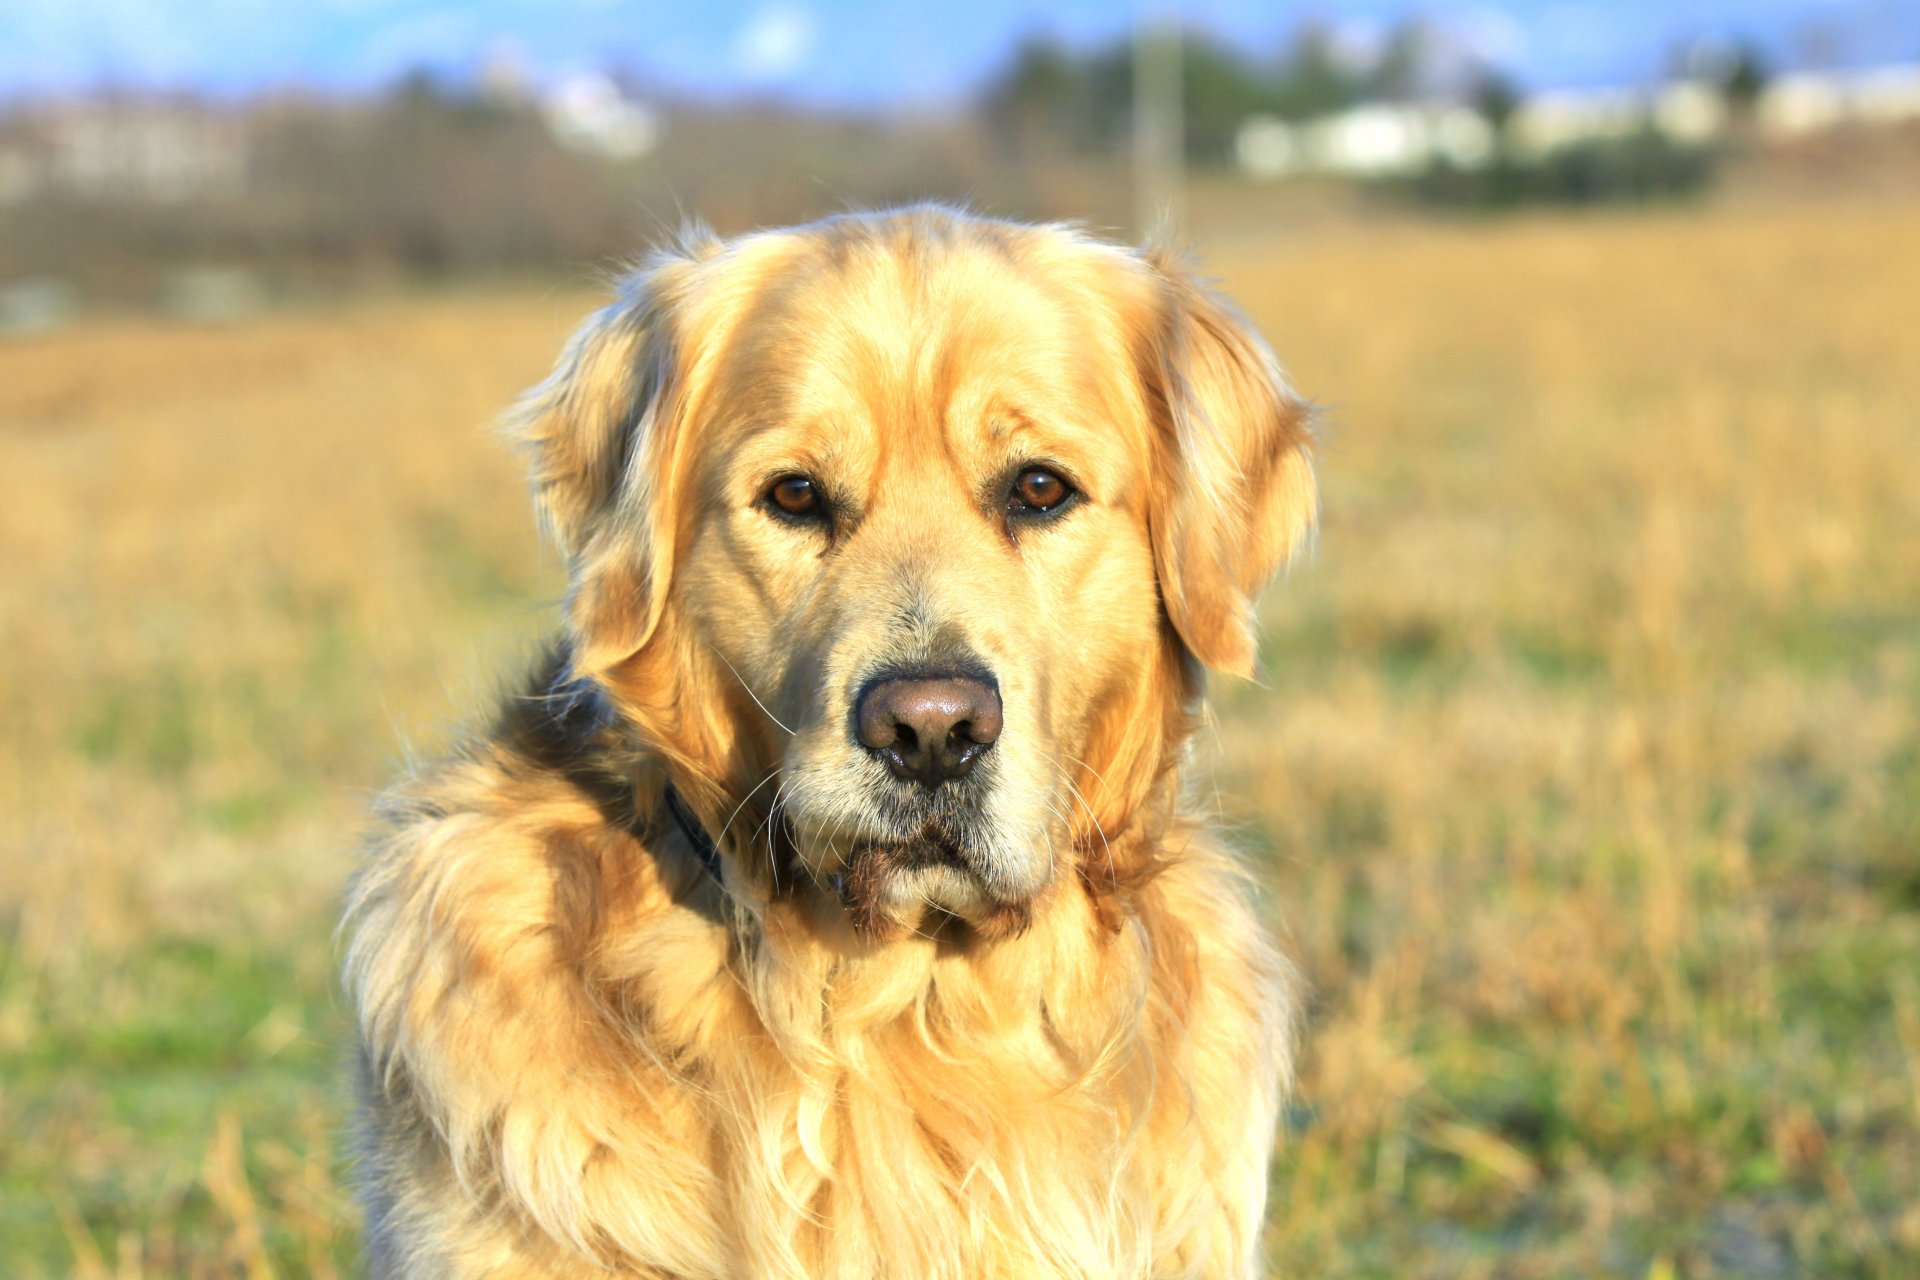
[1140,249,1316,678]
[509,251,702,677]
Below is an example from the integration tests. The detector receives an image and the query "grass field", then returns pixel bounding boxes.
[3,200,1917,1278]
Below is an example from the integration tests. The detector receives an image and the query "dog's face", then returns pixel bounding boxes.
[517,210,1312,938]
[675,234,1172,932]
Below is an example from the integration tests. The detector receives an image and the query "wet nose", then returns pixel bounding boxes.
[855,674,1003,788]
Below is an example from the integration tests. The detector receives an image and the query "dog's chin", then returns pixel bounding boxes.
[834,835,1035,942]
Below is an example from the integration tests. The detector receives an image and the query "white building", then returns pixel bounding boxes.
[0,77,671,208]
[1759,65,1920,138]
[1236,63,1920,181]
[10,101,252,203]
[1236,103,1493,179]
[541,73,660,160]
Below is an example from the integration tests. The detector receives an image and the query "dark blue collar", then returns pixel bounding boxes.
[662,782,724,883]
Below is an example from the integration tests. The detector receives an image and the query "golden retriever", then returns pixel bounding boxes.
[344,205,1315,1278]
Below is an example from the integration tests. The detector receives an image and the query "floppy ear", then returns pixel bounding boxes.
[508,254,697,678]
[1142,250,1316,678]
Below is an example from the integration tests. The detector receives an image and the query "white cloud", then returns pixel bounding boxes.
[733,4,813,82]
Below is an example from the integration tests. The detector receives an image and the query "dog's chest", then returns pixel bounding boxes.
[596,924,1169,1278]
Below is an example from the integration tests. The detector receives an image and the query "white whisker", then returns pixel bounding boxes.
[1046,750,1116,886]
[715,765,785,851]
[710,645,797,736]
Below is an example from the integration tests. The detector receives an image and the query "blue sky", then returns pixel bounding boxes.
[1,1,1915,106]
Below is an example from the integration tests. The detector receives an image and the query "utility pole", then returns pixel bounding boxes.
[1133,5,1185,243]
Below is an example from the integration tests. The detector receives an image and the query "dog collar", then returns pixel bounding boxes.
[662,782,724,883]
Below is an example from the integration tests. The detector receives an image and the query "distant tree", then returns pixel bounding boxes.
[393,65,451,108]
[979,19,1426,166]
[1720,43,1769,117]
[1368,19,1433,103]
[1276,22,1364,119]
[388,62,522,128]
[981,30,1299,166]
[981,38,1093,154]
[1471,70,1522,136]
[1177,35,1280,161]
[1076,44,1134,153]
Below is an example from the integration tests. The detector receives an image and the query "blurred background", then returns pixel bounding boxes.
[2,2,1917,1276]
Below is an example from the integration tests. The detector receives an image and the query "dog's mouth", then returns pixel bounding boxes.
[832,830,1033,939]
[777,745,1045,939]
[800,810,1032,940]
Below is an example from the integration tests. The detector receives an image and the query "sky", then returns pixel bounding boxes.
[1,0,1915,107]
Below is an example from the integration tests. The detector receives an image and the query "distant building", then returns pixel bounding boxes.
[1510,87,1645,156]
[1235,63,1920,181]
[0,144,36,205]
[1653,82,1726,145]
[1851,65,1920,125]
[541,73,660,160]
[1759,66,1920,138]
[0,99,249,205]
[1235,103,1494,179]
[1309,105,1428,177]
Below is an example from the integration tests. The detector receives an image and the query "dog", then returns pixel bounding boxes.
[344,206,1315,1278]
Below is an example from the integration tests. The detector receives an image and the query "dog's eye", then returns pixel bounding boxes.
[1008,467,1076,516]
[766,475,824,521]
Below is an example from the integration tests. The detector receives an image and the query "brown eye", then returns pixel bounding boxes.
[1010,467,1074,515]
[767,475,822,520]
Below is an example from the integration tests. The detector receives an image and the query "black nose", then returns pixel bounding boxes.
[855,674,1003,788]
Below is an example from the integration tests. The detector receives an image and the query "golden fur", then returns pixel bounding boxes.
[344,206,1315,1278]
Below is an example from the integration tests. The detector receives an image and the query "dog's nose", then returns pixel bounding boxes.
[855,675,1003,788]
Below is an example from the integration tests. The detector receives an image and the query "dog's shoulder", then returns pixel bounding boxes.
[344,640,712,1001]
[342,642,738,1275]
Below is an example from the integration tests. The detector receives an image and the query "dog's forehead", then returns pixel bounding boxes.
[700,215,1147,460]
[789,224,1111,361]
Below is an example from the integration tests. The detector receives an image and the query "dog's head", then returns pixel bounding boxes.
[515,208,1312,938]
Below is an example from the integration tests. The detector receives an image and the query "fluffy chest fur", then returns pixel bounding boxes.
[344,728,1288,1279]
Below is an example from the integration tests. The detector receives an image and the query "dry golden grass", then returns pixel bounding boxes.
[3,201,1917,1277]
